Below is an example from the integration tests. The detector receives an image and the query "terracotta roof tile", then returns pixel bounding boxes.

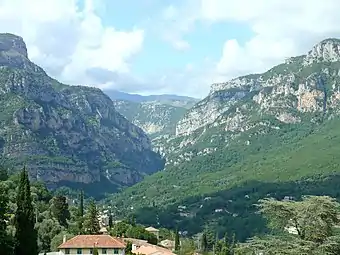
[58,235,126,249]
[132,245,175,255]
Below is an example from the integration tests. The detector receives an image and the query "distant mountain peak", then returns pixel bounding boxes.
[305,37,340,65]
[0,33,30,69]
[0,33,28,58]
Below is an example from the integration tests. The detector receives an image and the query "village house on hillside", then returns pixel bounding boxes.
[58,235,126,255]
[145,226,160,240]
[123,237,176,255]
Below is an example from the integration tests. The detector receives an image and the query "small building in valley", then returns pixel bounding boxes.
[145,226,160,240]
[58,235,126,255]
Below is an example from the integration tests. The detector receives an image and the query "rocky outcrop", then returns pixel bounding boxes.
[113,100,189,138]
[0,33,164,190]
[156,38,340,167]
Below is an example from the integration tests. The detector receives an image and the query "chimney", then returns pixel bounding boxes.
[63,235,67,244]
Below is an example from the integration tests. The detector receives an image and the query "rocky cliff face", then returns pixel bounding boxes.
[0,33,164,191]
[154,38,340,165]
[113,100,193,138]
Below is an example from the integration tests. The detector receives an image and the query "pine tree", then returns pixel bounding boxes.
[84,200,100,234]
[14,168,38,255]
[51,195,70,228]
[174,228,180,251]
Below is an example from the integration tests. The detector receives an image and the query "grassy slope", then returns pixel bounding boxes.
[112,115,340,209]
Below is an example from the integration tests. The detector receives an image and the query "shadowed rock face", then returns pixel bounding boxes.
[0,33,165,192]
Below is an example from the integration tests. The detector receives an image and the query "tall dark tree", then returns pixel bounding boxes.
[0,166,8,181]
[78,190,84,217]
[201,232,208,252]
[51,195,70,228]
[174,228,180,251]
[0,184,13,255]
[108,212,113,229]
[14,168,38,255]
[83,200,100,234]
[93,247,99,255]
[76,190,84,234]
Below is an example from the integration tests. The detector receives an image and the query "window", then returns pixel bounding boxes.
[114,248,119,254]
[77,248,82,254]
[90,248,93,254]
[102,248,107,254]
[65,249,70,254]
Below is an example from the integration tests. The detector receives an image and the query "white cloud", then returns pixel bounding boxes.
[205,0,340,79]
[153,0,340,97]
[0,0,144,88]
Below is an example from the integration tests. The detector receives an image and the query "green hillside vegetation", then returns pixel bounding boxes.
[108,115,340,240]
[0,167,176,254]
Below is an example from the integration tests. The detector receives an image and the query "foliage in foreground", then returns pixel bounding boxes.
[236,196,340,254]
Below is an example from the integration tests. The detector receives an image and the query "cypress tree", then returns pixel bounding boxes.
[174,228,180,251]
[93,247,99,255]
[78,190,84,217]
[14,168,38,255]
[76,190,84,234]
[201,232,208,252]
[108,212,113,229]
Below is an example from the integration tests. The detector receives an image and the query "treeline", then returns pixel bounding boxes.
[0,166,166,255]
[194,195,340,255]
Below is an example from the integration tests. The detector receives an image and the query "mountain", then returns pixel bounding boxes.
[0,33,164,197]
[104,89,199,107]
[110,38,340,239]
[113,100,188,138]
[105,91,199,138]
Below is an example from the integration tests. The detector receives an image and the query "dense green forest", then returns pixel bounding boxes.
[106,116,340,241]
[3,166,340,254]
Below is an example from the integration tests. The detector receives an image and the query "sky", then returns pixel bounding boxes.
[0,0,340,98]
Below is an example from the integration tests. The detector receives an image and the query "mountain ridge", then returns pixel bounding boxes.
[0,33,164,197]
[110,37,340,238]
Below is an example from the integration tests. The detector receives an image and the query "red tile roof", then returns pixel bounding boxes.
[58,235,126,249]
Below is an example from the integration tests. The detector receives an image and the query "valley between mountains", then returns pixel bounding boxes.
[3,33,340,241]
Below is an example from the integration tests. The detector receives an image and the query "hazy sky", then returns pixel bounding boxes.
[1,0,340,97]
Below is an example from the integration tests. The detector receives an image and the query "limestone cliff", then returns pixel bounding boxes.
[0,33,164,192]
[155,38,340,166]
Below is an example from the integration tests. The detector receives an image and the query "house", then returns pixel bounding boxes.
[123,237,148,250]
[123,238,175,255]
[145,226,160,240]
[58,235,126,255]
[99,227,109,235]
[159,239,175,251]
[132,245,176,255]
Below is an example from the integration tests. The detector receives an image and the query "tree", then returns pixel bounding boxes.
[108,212,113,229]
[83,200,100,234]
[236,195,340,254]
[78,190,84,218]
[0,184,13,255]
[76,190,84,234]
[93,247,99,255]
[14,168,38,255]
[201,232,208,252]
[36,218,62,253]
[51,195,70,228]
[175,228,180,251]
